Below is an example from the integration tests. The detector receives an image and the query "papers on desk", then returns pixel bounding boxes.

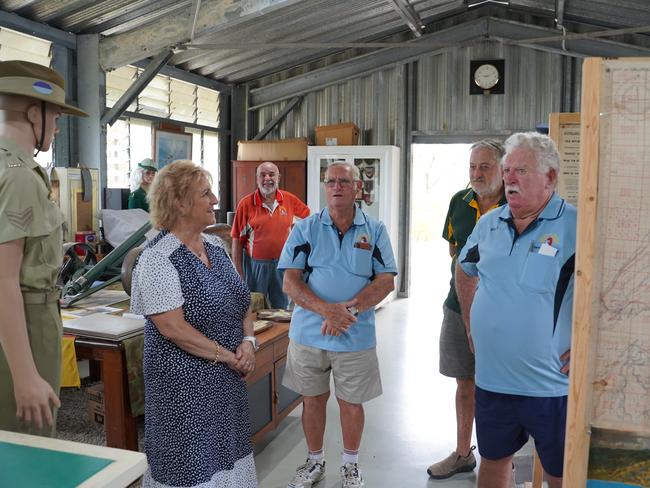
[63,313,144,341]
[71,289,130,309]
[64,306,123,318]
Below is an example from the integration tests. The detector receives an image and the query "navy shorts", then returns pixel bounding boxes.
[475,386,567,477]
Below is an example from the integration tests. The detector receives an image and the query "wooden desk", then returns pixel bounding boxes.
[74,322,299,451]
[0,430,146,487]
[247,323,302,443]
[74,336,139,451]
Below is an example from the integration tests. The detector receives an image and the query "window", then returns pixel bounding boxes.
[106,117,220,205]
[106,66,221,128]
[106,66,222,201]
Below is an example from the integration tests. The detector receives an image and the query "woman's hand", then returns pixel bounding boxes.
[234,341,256,379]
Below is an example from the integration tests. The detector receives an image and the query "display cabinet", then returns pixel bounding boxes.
[307,145,400,304]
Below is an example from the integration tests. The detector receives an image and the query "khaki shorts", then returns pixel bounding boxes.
[439,305,475,379]
[282,340,382,404]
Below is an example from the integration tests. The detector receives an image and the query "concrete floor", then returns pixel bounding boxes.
[253,296,515,488]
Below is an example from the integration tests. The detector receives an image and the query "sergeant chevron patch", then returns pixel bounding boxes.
[7,207,33,231]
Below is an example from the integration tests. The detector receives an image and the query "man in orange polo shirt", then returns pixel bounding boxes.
[231,161,309,309]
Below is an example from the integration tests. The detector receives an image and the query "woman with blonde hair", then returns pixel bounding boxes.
[130,160,258,487]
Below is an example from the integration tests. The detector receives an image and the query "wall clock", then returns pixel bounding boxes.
[469,59,505,95]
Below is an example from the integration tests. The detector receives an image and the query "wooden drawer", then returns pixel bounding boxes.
[255,344,274,368]
[273,335,289,361]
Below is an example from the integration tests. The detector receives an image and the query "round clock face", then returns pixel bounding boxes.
[474,63,500,90]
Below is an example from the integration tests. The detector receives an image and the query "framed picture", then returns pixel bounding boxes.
[153,129,192,168]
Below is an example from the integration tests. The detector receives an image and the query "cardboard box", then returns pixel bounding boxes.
[237,138,308,161]
[315,122,360,146]
[86,382,105,426]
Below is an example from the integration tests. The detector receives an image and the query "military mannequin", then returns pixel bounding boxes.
[0,60,87,435]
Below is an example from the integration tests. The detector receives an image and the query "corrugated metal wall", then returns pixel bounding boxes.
[251,41,582,143]
[249,41,582,295]
[417,43,564,135]
[254,66,405,145]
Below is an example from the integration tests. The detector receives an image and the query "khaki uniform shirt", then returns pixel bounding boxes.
[0,136,64,292]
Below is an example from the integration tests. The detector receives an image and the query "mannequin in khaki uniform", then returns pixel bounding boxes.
[0,60,87,435]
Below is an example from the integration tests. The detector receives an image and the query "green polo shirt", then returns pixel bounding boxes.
[442,187,506,313]
[0,137,64,292]
[128,186,149,212]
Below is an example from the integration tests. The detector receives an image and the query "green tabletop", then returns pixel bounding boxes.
[0,441,113,487]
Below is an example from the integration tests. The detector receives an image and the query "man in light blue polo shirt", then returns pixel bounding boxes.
[456,132,576,488]
[279,162,397,488]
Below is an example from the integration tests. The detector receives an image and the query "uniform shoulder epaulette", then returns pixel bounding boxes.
[0,147,27,169]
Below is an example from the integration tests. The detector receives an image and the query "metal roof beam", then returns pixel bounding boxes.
[250,15,650,108]
[249,17,489,109]
[131,59,232,95]
[252,96,302,139]
[189,0,201,41]
[555,0,566,27]
[101,49,174,127]
[99,0,304,71]
[0,8,76,49]
[387,0,424,38]
[490,18,650,56]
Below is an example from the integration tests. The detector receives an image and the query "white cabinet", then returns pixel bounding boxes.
[308,146,400,303]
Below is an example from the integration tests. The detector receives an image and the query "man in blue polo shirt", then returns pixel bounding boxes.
[456,132,576,488]
[279,162,397,488]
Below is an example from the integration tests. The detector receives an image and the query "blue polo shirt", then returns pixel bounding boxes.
[458,193,576,397]
[278,207,397,352]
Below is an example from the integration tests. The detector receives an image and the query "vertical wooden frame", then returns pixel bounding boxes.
[563,57,603,488]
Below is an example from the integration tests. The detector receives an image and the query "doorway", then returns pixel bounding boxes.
[409,143,471,299]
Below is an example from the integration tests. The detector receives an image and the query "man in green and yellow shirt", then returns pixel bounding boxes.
[427,139,507,480]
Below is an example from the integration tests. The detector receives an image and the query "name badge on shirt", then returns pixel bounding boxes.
[354,233,372,251]
[538,242,558,257]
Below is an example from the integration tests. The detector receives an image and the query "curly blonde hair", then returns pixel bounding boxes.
[148,160,212,230]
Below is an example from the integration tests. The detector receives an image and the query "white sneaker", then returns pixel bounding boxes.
[340,462,364,488]
[287,458,326,488]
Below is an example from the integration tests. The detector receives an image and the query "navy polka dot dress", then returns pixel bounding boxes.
[131,231,258,488]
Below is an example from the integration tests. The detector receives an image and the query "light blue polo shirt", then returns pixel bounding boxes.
[458,193,576,397]
[278,207,397,352]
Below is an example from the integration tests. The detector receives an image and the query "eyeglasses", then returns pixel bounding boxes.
[323,178,354,187]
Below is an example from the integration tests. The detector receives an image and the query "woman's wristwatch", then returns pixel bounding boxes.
[242,335,259,351]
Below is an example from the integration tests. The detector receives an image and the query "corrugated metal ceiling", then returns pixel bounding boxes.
[1,0,649,86]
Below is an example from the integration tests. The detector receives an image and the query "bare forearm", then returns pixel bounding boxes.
[151,310,235,363]
[455,262,478,335]
[351,273,395,312]
[0,279,39,380]
[243,308,254,337]
[283,270,329,316]
[232,238,243,277]
[449,243,457,259]
[0,238,40,383]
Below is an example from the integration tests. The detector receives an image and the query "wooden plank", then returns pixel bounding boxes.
[563,57,603,488]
